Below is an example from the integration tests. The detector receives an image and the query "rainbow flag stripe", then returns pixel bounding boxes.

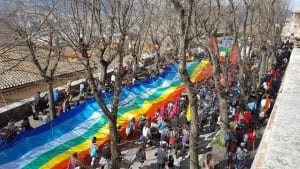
[0,61,212,169]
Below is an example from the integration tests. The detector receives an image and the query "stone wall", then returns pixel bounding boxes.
[251,48,300,169]
[0,79,85,128]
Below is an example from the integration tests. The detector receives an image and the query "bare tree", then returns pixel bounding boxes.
[127,0,151,76]
[91,1,117,82]
[191,0,230,130]
[170,0,200,168]
[227,0,250,104]
[50,0,134,168]
[146,1,170,74]
[234,0,288,89]
[1,0,62,120]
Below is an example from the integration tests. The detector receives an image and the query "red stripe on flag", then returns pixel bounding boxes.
[230,45,238,64]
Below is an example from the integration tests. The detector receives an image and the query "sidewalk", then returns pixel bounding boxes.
[207,125,267,169]
[119,131,217,169]
[117,123,267,169]
[14,94,83,130]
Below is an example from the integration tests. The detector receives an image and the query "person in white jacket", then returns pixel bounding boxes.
[142,121,151,144]
[173,150,183,169]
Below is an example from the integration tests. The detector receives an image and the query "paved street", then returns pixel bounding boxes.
[117,119,270,169]
[118,131,217,169]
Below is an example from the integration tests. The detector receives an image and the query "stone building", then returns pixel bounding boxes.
[282,10,300,38]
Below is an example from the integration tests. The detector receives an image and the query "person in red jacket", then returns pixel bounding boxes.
[227,139,237,167]
[247,128,256,151]
[243,111,252,126]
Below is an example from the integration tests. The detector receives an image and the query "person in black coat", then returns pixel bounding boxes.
[21,117,33,132]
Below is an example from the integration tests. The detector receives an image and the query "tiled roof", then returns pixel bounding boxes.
[0,56,87,90]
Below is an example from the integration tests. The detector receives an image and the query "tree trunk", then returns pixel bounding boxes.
[188,96,200,169]
[83,49,121,169]
[208,54,228,134]
[238,69,248,105]
[218,94,228,128]
[217,93,228,146]
[171,0,199,167]
[179,65,200,169]
[47,81,56,120]
[108,118,120,169]
[237,52,247,105]
[268,51,275,69]
[251,69,258,91]
[155,52,160,75]
[258,51,267,84]
[109,32,125,169]
[99,59,109,82]
[133,54,139,76]
[103,64,108,82]
[206,43,229,144]
[210,58,229,127]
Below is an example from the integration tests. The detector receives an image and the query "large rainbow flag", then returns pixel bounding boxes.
[0,60,212,169]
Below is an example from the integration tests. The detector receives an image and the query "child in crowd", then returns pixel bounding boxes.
[89,137,98,167]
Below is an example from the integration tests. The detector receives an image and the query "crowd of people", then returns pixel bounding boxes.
[223,44,291,169]
[0,117,33,141]
[0,41,294,168]
[63,58,219,168]
[121,84,219,169]
[117,43,291,169]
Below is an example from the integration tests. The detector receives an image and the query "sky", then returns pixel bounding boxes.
[290,0,300,10]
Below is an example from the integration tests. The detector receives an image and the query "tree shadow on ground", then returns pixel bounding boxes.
[144,163,157,169]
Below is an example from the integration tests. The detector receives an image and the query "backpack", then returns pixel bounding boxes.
[126,122,134,136]
[126,126,131,136]
[224,132,230,142]
[139,119,146,130]
[159,123,166,130]
[161,128,169,139]
[182,134,189,143]
[90,145,98,158]
[167,155,174,167]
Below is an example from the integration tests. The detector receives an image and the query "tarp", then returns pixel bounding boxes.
[0,60,212,169]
